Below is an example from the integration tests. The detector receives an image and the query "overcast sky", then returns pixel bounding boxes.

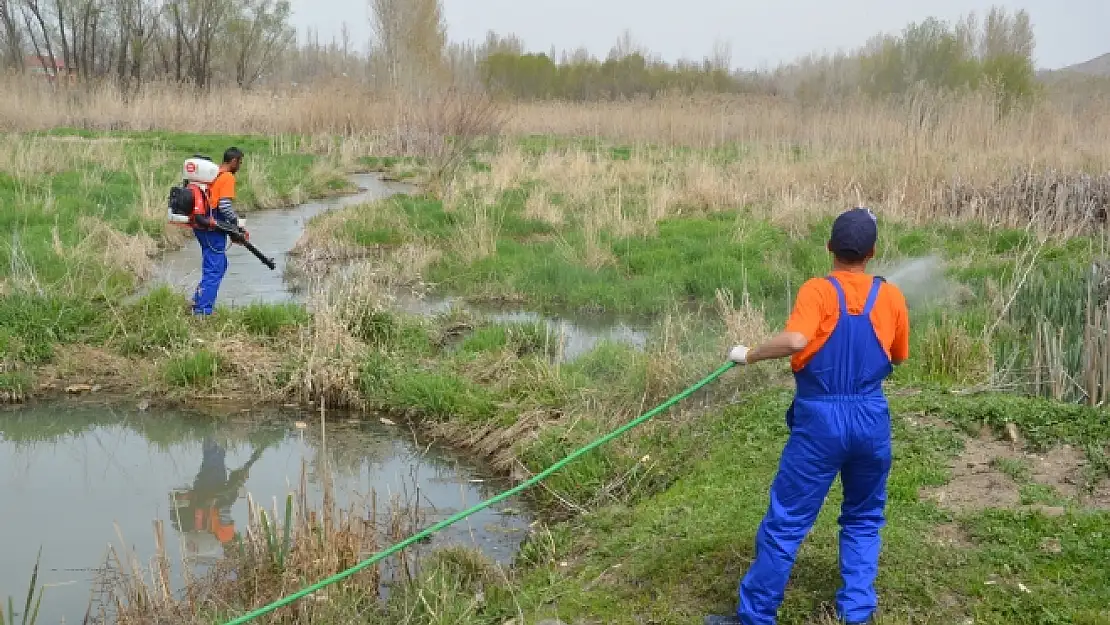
[288,0,1108,71]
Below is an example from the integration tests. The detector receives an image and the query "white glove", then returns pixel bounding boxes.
[237,218,246,228]
[728,345,750,365]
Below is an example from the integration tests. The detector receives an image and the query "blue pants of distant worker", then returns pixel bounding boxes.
[737,277,893,625]
[192,229,228,316]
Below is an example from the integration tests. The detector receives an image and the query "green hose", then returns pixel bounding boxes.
[220,361,736,625]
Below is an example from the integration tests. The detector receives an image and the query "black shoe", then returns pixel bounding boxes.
[703,616,743,625]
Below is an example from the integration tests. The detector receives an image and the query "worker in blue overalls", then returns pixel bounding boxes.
[706,208,910,625]
[191,148,246,316]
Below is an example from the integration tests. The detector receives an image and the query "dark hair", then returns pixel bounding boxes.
[832,248,869,263]
[223,147,244,163]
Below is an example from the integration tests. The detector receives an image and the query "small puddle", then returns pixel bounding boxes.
[150,173,649,360]
[0,401,530,623]
[391,291,649,362]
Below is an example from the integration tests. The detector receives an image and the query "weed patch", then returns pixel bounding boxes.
[164,349,224,388]
[235,302,310,337]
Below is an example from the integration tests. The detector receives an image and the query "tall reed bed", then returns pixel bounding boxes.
[1,78,1106,153]
[1001,251,1110,405]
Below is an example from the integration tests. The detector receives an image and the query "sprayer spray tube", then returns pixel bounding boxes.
[202,219,277,270]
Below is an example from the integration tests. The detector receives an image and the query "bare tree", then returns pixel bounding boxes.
[110,0,160,93]
[368,0,447,91]
[225,0,293,88]
[608,29,643,60]
[0,0,24,69]
[708,38,732,72]
[368,0,402,87]
[167,0,231,87]
[0,0,343,89]
[21,0,61,79]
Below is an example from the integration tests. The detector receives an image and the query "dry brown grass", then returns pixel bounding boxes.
[103,451,425,625]
[4,76,1107,234]
[282,263,397,408]
[505,92,1110,157]
[73,216,160,281]
[461,141,1108,239]
[0,133,131,179]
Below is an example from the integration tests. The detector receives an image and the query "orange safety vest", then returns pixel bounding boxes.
[189,184,216,231]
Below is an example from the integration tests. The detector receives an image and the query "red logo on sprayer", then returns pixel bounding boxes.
[186,162,197,174]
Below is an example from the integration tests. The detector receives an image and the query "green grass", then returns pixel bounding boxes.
[0,130,353,370]
[280,146,1110,619]
[235,302,310,337]
[5,132,1109,625]
[361,387,1110,625]
[310,138,1108,404]
[0,369,32,396]
[164,348,224,388]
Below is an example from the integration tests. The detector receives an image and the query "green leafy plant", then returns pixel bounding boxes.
[1,548,44,625]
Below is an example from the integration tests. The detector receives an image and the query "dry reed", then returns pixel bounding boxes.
[5,76,1108,235]
[101,417,428,625]
[3,78,1106,160]
[283,262,398,408]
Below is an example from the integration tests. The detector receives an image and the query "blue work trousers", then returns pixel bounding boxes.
[192,229,228,315]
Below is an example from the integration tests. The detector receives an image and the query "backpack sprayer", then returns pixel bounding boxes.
[168,157,277,271]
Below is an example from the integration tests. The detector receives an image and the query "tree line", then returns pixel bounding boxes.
[476,7,1040,107]
[0,0,293,92]
[773,7,1039,107]
[0,0,1046,109]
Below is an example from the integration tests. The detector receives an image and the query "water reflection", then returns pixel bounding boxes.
[170,437,269,562]
[390,290,650,362]
[0,401,529,623]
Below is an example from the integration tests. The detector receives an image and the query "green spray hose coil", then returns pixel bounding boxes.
[220,361,736,625]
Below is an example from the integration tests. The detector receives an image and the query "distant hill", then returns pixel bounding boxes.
[1055,53,1110,77]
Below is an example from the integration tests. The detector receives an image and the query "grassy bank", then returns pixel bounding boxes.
[90,259,1110,624]
[382,390,1110,625]
[303,136,1110,404]
[96,303,1110,623]
[0,130,362,400]
[246,135,1110,623]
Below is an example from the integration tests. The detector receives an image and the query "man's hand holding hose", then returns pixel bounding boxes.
[728,331,809,366]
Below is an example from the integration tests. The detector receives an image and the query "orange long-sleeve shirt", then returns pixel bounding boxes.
[784,271,910,372]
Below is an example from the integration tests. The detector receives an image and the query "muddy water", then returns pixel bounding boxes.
[0,402,530,624]
[151,173,649,360]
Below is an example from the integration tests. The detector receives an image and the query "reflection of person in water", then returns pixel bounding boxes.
[170,437,267,559]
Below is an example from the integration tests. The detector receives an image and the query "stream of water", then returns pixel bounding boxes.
[0,174,666,622]
[0,174,655,623]
[0,401,529,623]
[150,173,649,361]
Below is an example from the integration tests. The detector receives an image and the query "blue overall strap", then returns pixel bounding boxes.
[862,276,883,316]
[827,275,884,317]
[827,275,848,315]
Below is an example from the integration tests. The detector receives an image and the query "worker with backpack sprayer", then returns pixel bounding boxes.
[168,149,275,316]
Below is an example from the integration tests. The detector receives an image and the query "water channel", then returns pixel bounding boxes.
[150,172,649,362]
[0,171,656,622]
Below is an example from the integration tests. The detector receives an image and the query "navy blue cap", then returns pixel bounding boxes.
[829,207,877,261]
